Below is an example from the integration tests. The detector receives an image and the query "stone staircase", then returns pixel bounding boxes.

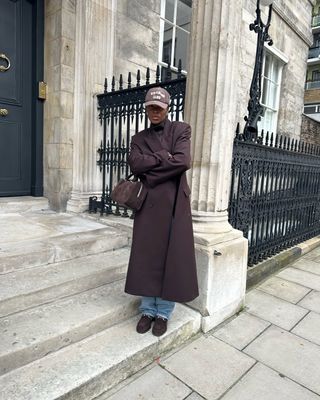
[0,198,201,400]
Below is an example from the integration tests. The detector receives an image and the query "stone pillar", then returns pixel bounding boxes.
[67,0,115,212]
[44,0,76,211]
[185,0,248,332]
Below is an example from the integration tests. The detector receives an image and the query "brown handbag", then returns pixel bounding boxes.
[110,174,147,211]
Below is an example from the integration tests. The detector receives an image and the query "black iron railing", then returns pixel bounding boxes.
[89,63,186,216]
[229,126,320,266]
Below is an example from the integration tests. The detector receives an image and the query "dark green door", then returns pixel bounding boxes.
[0,0,33,196]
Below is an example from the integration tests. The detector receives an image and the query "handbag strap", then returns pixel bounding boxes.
[126,173,138,182]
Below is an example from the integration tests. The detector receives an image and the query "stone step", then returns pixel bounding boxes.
[0,304,201,400]
[0,247,130,317]
[0,280,139,376]
[0,227,129,274]
[0,196,49,213]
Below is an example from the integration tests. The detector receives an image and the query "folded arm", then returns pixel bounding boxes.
[144,125,191,187]
[128,140,161,175]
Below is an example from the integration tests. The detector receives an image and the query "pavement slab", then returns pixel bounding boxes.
[298,290,320,313]
[277,268,320,291]
[105,366,192,400]
[292,312,320,346]
[258,276,311,303]
[244,325,320,395]
[221,362,320,400]
[303,248,320,260]
[290,259,320,276]
[212,312,270,350]
[161,336,255,400]
[185,393,206,400]
[245,289,308,330]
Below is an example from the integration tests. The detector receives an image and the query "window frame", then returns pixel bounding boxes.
[259,46,287,134]
[158,0,192,76]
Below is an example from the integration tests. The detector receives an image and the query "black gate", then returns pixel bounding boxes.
[229,126,320,266]
[89,64,186,216]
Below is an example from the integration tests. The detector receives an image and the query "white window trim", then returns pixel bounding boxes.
[260,46,287,133]
[158,0,190,75]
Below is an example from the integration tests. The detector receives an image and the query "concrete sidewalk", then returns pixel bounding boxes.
[99,247,320,400]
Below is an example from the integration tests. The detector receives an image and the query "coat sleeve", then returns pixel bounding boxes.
[144,124,191,187]
[128,137,161,175]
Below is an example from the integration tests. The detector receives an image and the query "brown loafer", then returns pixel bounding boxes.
[136,314,155,334]
[152,316,168,337]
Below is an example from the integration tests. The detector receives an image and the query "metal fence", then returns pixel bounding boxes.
[89,63,186,216]
[229,126,320,266]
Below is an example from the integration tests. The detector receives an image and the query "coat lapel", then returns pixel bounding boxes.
[143,119,173,153]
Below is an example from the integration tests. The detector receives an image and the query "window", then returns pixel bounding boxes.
[259,51,285,134]
[159,0,192,81]
[312,70,320,81]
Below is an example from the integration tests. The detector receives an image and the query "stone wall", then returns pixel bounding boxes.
[113,0,161,85]
[300,113,320,145]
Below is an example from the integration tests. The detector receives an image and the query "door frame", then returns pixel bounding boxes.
[31,0,44,196]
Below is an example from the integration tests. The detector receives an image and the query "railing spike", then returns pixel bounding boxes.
[119,74,123,90]
[279,134,283,149]
[111,76,115,91]
[265,130,269,146]
[290,138,294,151]
[270,131,274,147]
[178,59,182,78]
[294,139,298,152]
[104,78,108,93]
[127,72,131,89]
[156,65,160,83]
[136,70,141,87]
[146,67,150,85]
[283,136,287,150]
[275,133,279,148]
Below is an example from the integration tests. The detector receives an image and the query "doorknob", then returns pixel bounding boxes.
[0,109,8,116]
[0,54,10,72]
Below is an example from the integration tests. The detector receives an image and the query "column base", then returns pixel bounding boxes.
[190,212,248,333]
[67,191,101,213]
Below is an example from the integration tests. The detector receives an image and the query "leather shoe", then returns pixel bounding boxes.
[136,314,154,334]
[152,316,168,337]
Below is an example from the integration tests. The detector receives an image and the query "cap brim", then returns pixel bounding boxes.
[144,100,168,109]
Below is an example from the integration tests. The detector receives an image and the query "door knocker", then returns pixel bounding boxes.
[0,53,11,72]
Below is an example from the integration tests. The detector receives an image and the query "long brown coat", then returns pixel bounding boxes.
[124,118,199,303]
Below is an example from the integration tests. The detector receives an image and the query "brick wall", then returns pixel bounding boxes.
[300,114,320,146]
[304,89,320,104]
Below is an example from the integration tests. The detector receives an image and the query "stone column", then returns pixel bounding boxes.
[185,0,248,332]
[67,0,115,212]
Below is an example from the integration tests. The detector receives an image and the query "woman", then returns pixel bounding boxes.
[125,87,199,337]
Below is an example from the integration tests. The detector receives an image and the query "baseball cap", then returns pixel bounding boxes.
[145,87,170,109]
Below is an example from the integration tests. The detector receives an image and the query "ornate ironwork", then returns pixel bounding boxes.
[89,62,186,216]
[229,126,320,266]
[243,0,273,140]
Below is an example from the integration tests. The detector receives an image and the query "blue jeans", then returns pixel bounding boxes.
[139,296,175,320]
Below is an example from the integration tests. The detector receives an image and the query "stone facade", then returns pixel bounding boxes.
[43,0,313,211]
[301,113,320,145]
